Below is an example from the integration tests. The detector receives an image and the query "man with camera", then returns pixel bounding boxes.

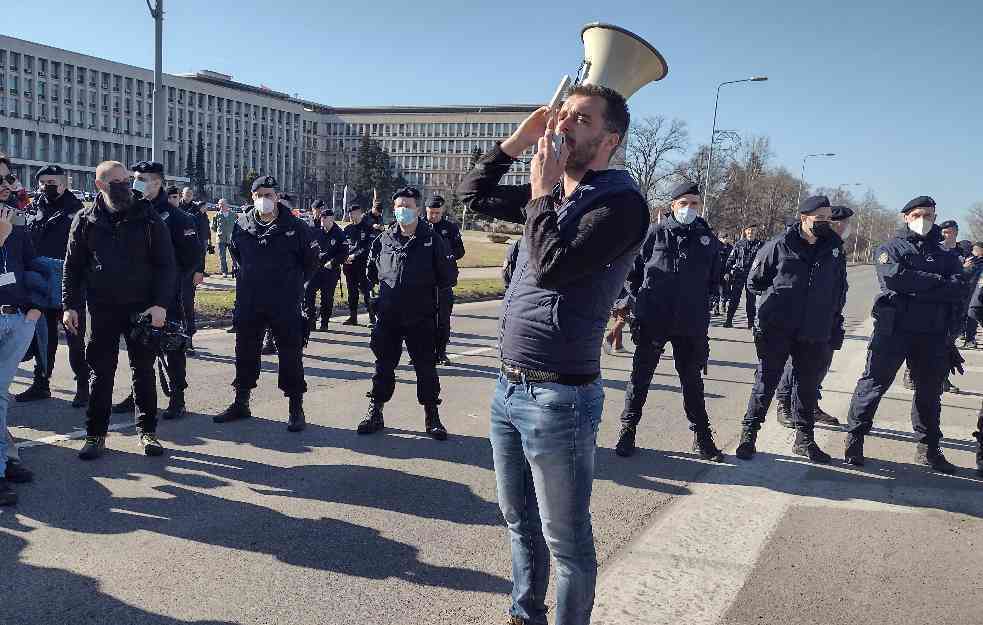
[63,161,177,460]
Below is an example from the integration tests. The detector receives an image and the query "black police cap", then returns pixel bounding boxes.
[901,195,935,214]
[35,164,66,182]
[165,186,180,196]
[670,181,700,201]
[799,195,831,214]
[392,186,422,202]
[311,199,325,209]
[831,205,854,221]
[251,175,278,193]
[938,219,958,231]
[131,160,164,175]
[427,194,445,209]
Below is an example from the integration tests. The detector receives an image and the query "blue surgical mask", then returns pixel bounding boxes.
[132,178,147,196]
[394,207,417,225]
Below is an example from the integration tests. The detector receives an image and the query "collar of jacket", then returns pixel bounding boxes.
[384,218,434,247]
[237,203,298,237]
[31,190,81,221]
[662,212,711,233]
[785,223,838,257]
[896,223,943,245]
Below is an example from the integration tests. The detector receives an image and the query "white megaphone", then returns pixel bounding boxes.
[578,22,668,99]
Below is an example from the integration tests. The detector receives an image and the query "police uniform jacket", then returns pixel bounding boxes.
[717,242,733,281]
[725,238,765,276]
[150,192,203,277]
[230,205,318,323]
[747,224,846,343]
[962,256,983,312]
[432,217,466,263]
[968,274,983,323]
[871,225,964,337]
[367,219,458,324]
[312,223,349,276]
[187,205,211,272]
[26,190,84,260]
[62,194,177,313]
[343,220,375,265]
[626,213,721,336]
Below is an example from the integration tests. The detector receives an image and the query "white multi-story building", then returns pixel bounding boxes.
[0,34,536,208]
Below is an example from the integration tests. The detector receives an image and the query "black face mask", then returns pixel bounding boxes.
[107,181,134,210]
[811,220,834,239]
[43,184,60,202]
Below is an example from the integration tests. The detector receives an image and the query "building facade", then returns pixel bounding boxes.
[0,35,535,210]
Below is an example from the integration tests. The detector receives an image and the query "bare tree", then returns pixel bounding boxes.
[624,116,689,219]
[967,201,983,241]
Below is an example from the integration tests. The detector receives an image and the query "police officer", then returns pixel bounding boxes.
[357,187,457,440]
[961,241,983,348]
[181,190,211,352]
[735,195,847,463]
[214,175,318,432]
[364,191,386,233]
[967,279,983,475]
[713,233,734,316]
[341,204,376,326]
[63,161,177,460]
[844,196,965,473]
[15,164,89,407]
[614,181,725,461]
[425,194,466,364]
[305,208,348,331]
[775,205,852,428]
[723,224,766,328]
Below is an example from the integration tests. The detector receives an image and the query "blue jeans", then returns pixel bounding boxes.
[0,312,38,473]
[490,374,604,625]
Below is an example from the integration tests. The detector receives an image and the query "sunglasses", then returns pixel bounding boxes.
[1,175,16,185]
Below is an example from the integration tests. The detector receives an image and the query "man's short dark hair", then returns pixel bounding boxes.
[568,84,630,140]
[0,153,10,170]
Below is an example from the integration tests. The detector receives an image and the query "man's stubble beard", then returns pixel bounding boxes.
[564,134,605,176]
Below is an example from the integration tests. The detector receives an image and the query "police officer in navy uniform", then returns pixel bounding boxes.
[357,186,457,440]
[735,195,847,463]
[180,190,211,353]
[305,208,348,331]
[214,175,318,432]
[110,162,203,420]
[843,196,965,473]
[775,205,853,428]
[342,204,376,326]
[16,164,89,407]
[723,224,765,328]
[713,233,733,316]
[425,194,466,364]
[614,181,724,461]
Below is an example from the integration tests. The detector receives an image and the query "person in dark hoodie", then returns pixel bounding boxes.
[15,164,89,407]
[614,181,725,461]
[62,160,177,461]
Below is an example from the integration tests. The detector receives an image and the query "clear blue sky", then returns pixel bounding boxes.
[9,0,981,224]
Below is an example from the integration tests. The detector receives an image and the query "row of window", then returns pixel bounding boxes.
[1,50,154,98]
[327,120,520,138]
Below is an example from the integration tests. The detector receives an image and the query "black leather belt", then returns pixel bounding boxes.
[500,363,598,387]
[0,305,21,315]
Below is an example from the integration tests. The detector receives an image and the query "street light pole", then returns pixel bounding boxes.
[702,76,767,218]
[797,152,836,205]
[146,0,164,161]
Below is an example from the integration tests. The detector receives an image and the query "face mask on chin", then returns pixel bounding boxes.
[674,207,697,225]
[908,217,933,237]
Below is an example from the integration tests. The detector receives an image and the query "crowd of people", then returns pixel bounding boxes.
[1,82,982,625]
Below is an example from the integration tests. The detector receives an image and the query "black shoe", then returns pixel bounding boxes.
[792,431,831,463]
[78,436,106,460]
[0,479,16,506]
[4,459,33,483]
[318,322,330,332]
[160,394,187,420]
[139,432,164,457]
[735,429,757,460]
[424,404,448,441]
[916,444,956,474]
[111,395,135,414]
[615,422,637,457]
[357,402,385,434]
[813,406,840,426]
[722,319,733,328]
[214,390,252,423]
[368,314,377,327]
[287,396,306,432]
[693,428,724,462]
[15,380,51,403]
[436,352,451,366]
[943,379,960,394]
[71,380,90,408]
[844,433,865,466]
[342,316,358,326]
[776,397,793,428]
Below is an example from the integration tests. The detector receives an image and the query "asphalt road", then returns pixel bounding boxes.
[2,265,980,624]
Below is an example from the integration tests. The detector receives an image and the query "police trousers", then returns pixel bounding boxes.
[305,269,341,325]
[621,320,711,431]
[846,330,948,446]
[233,313,307,397]
[743,331,829,433]
[775,348,835,405]
[726,274,756,326]
[436,286,455,354]
[343,261,373,316]
[180,270,197,336]
[369,315,440,406]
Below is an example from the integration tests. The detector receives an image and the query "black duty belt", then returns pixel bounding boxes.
[0,305,22,315]
[500,363,599,387]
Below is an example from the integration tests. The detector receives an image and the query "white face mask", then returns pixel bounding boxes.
[907,217,933,237]
[674,207,697,225]
[254,196,275,215]
[840,224,852,240]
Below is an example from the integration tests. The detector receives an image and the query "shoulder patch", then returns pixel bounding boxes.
[751,258,761,271]
[184,228,196,237]
[832,248,840,257]
[878,252,890,264]
[286,230,295,237]
[700,235,710,246]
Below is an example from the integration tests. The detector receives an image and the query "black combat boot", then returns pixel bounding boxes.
[735,428,757,460]
[318,320,329,332]
[4,459,33,483]
[615,419,637,457]
[813,405,840,426]
[71,377,90,408]
[915,444,956,474]
[357,401,385,434]
[424,404,448,441]
[722,318,734,328]
[792,430,831,463]
[342,308,358,326]
[287,395,306,432]
[693,427,724,462]
[111,394,135,414]
[776,397,793,428]
[15,375,51,403]
[844,433,865,466]
[0,479,16,506]
[78,436,106,461]
[214,389,252,423]
[160,392,187,420]
[974,431,982,477]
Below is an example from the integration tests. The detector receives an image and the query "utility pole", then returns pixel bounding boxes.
[146,0,164,161]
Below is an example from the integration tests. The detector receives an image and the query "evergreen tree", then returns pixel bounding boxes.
[194,132,208,198]
[240,170,259,203]
[184,141,195,181]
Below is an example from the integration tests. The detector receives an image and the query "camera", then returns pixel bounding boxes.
[129,313,189,352]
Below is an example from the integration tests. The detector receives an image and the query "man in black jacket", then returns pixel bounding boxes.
[961,241,983,348]
[723,224,765,328]
[214,175,318,432]
[305,209,348,331]
[614,181,724,461]
[844,196,965,473]
[16,164,89,407]
[425,194,466,364]
[712,233,733,316]
[63,161,177,460]
[341,204,375,326]
[735,196,847,463]
[357,187,457,439]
